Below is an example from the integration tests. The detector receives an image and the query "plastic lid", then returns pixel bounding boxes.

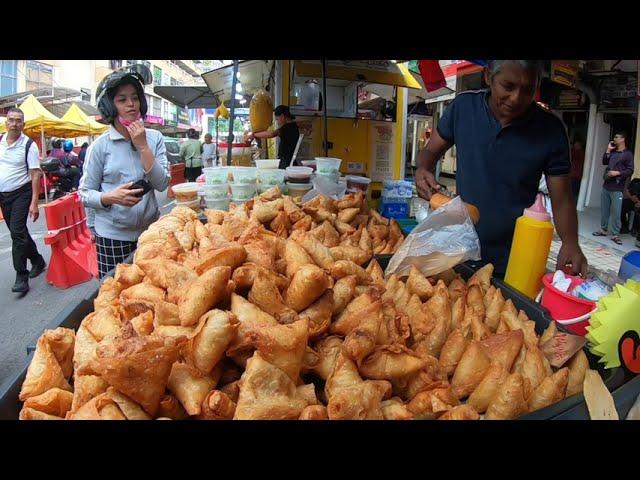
[523,193,551,222]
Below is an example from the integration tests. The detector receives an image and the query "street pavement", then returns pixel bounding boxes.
[0,190,175,392]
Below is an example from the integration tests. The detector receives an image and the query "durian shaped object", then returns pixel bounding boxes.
[586,279,640,369]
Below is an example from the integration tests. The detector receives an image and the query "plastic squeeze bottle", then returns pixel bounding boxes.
[504,193,554,299]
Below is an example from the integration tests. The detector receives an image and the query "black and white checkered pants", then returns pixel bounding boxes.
[95,235,137,279]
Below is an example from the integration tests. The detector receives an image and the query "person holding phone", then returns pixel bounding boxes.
[592,132,634,245]
[78,65,170,278]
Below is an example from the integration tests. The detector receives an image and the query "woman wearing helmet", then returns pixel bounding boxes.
[78,64,170,278]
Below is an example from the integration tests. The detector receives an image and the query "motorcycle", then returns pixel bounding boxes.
[40,157,74,200]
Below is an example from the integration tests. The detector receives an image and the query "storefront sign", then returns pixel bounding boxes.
[144,115,164,125]
[178,108,190,125]
[600,73,638,109]
[551,60,579,88]
[369,121,396,182]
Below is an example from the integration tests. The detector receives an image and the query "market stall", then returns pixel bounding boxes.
[2,177,636,420]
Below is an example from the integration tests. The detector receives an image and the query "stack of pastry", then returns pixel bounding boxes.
[17,187,590,420]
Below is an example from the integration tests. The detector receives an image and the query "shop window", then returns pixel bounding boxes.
[0,60,17,96]
[153,66,162,86]
[152,97,162,117]
[26,60,53,92]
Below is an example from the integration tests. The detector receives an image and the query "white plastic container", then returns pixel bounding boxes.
[203,167,230,184]
[301,160,316,171]
[205,198,230,211]
[229,182,257,200]
[171,182,200,202]
[175,198,201,212]
[286,182,313,199]
[255,159,280,169]
[345,175,371,193]
[286,166,313,183]
[230,166,258,184]
[202,183,229,200]
[258,168,286,187]
[258,182,285,194]
[315,157,342,176]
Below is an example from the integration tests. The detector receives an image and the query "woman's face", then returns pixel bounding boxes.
[113,83,141,122]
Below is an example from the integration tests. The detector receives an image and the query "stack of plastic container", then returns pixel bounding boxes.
[229,166,258,206]
[256,159,286,194]
[380,180,413,219]
[315,157,342,183]
[285,166,314,199]
[202,167,231,211]
[172,182,202,212]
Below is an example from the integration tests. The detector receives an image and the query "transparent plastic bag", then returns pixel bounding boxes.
[301,175,347,202]
[385,196,481,278]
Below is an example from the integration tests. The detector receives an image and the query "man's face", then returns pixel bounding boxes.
[485,63,538,122]
[204,135,212,144]
[613,134,625,147]
[6,111,25,135]
[275,114,286,127]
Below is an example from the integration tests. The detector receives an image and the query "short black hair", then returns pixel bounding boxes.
[187,128,199,139]
[6,107,23,117]
[81,142,89,148]
[616,131,629,143]
[273,105,294,119]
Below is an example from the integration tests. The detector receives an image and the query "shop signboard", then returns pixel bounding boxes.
[369,121,396,182]
[551,60,579,88]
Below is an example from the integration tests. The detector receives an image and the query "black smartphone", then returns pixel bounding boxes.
[130,179,152,197]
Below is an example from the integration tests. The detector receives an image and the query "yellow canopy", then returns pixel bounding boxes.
[0,94,91,137]
[61,103,108,135]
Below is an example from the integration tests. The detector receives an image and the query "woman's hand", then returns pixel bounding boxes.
[126,120,149,152]
[101,182,143,207]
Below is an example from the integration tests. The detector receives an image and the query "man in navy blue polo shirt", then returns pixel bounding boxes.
[416,60,587,278]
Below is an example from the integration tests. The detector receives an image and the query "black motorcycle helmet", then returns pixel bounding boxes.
[96,64,152,124]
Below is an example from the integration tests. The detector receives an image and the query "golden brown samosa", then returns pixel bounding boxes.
[19,335,72,401]
[485,372,528,420]
[178,266,232,326]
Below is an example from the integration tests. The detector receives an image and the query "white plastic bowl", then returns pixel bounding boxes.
[301,160,317,171]
[202,183,229,200]
[286,182,313,198]
[258,168,286,186]
[203,167,230,184]
[255,159,280,169]
[315,157,342,176]
[171,182,200,202]
[230,166,258,184]
[205,198,230,211]
[286,166,313,181]
[229,182,257,200]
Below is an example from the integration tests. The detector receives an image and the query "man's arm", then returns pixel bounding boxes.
[546,175,588,276]
[29,169,41,222]
[415,128,451,200]
[253,130,279,140]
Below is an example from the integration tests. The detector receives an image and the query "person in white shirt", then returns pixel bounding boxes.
[201,133,216,167]
[0,108,46,294]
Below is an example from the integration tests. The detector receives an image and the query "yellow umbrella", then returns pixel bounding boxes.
[61,103,108,135]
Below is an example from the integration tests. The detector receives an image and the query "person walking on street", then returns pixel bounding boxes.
[415,60,587,277]
[592,131,635,245]
[202,133,216,168]
[79,64,170,278]
[78,142,89,166]
[180,128,203,182]
[60,140,82,190]
[0,107,47,294]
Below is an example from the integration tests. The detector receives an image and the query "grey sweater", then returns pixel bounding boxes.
[78,126,170,241]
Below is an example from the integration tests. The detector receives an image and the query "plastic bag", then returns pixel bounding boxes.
[385,196,481,278]
[301,175,347,202]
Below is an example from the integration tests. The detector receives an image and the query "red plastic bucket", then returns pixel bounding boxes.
[540,273,597,336]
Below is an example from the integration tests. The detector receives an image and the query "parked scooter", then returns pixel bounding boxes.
[40,157,74,200]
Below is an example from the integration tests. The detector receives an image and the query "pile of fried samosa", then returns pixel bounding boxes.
[18,186,589,420]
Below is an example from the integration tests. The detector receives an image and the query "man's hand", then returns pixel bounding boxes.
[556,242,588,277]
[607,142,615,153]
[101,183,143,207]
[29,201,39,222]
[415,167,441,200]
[607,170,621,178]
[126,120,149,152]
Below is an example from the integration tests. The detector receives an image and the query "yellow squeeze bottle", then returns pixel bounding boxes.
[504,193,554,299]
